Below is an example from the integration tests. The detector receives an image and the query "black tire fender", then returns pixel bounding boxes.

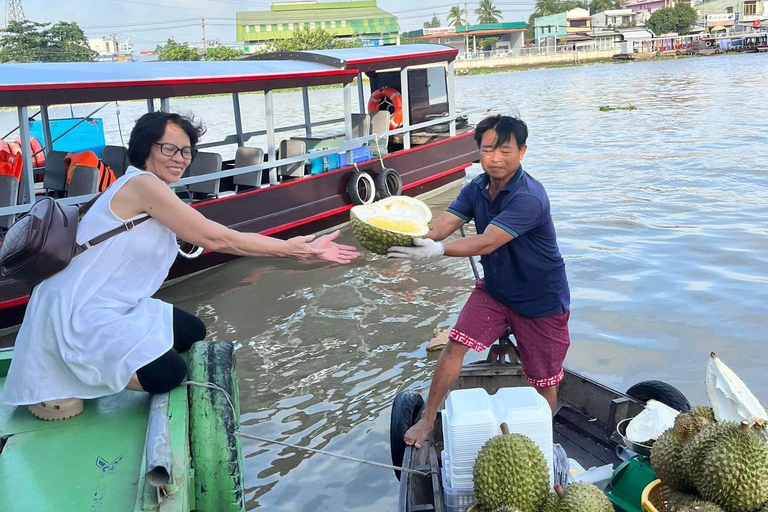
[626,380,691,412]
[390,390,424,481]
[374,168,403,200]
[346,171,375,205]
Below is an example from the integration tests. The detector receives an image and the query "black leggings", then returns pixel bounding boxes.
[136,307,206,393]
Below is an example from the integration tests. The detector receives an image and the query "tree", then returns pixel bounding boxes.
[204,46,244,61]
[156,39,199,61]
[475,0,503,24]
[447,5,467,26]
[646,3,698,35]
[423,14,441,28]
[589,0,621,13]
[0,19,96,63]
[269,28,361,52]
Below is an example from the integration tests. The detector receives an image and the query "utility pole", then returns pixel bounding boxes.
[5,0,25,27]
[201,18,207,52]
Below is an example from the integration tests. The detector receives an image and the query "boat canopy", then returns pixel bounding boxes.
[246,44,459,73]
[0,60,359,107]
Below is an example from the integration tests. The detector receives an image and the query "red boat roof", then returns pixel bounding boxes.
[246,44,459,73]
[0,60,359,107]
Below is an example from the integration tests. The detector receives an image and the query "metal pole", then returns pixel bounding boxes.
[17,107,35,204]
[147,99,155,113]
[400,67,411,150]
[343,82,353,164]
[40,105,53,154]
[265,90,278,185]
[144,393,173,487]
[301,86,312,137]
[447,62,456,137]
[460,225,480,281]
[357,71,366,114]
[232,93,244,147]
[160,98,170,113]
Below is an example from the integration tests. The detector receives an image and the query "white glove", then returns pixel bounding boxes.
[387,238,444,260]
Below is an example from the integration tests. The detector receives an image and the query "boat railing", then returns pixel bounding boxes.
[0,109,480,217]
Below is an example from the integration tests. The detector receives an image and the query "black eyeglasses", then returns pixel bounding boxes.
[153,142,197,160]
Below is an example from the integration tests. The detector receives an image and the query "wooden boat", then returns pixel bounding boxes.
[0,341,244,512]
[393,337,691,512]
[0,44,479,330]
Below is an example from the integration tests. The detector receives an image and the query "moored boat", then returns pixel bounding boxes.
[392,336,692,512]
[0,44,480,330]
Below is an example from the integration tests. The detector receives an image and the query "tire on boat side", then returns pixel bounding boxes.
[188,341,245,512]
[625,380,691,412]
[390,390,425,481]
[374,168,403,200]
[346,171,376,205]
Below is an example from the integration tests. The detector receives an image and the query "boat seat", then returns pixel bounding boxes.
[0,175,18,229]
[68,165,99,197]
[187,151,223,197]
[42,150,68,195]
[277,140,306,179]
[351,113,370,140]
[102,145,128,179]
[233,147,264,192]
[369,111,391,157]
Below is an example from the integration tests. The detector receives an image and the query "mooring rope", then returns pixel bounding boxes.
[183,380,429,478]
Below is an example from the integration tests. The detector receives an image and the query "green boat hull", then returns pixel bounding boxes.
[0,342,244,512]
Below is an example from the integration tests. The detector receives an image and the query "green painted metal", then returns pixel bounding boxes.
[188,342,244,512]
[0,347,11,376]
[0,351,193,512]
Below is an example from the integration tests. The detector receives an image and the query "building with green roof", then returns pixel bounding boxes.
[236,1,400,47]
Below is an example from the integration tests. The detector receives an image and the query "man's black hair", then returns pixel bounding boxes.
[127,112,205,169]
[473,115,528,150]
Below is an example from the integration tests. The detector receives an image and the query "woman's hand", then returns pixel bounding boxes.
[286,230,359,264]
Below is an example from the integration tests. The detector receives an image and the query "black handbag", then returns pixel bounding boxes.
[0,194,150,287]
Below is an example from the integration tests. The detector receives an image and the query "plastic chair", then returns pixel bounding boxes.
[278,140,306,178]
[102,146,128,178]
[0,175,18,229]
[187,152,223,197]
[42,150,68,194]
[233,147,264,192]
[68,165,99,197]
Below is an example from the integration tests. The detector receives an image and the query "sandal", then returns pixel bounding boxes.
[28,398,84,421]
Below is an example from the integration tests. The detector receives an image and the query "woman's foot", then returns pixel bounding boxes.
[28,398,84,421]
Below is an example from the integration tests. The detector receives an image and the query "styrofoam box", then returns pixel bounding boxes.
[443,387,555,488]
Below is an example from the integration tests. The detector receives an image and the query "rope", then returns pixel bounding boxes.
[182,380,429,478]
[115,102,125,147]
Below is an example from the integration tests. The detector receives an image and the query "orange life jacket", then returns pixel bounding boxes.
[0,142,23,182]
[64,151,116,192]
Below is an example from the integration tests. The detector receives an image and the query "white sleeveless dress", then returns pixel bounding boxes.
[3,167,179,405]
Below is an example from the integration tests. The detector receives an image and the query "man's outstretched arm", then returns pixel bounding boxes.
[427,211,467,242]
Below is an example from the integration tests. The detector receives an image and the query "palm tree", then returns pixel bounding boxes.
[475,0,503,24]
[534,0,563,15]
[447,5,467,26]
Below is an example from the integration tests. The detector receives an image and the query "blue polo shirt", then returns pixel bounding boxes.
[447,167,570,318]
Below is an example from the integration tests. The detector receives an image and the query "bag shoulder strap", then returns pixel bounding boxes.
[74,215,151,255]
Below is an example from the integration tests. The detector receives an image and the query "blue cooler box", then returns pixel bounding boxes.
[339,147,371,167]
[309,147,372,174]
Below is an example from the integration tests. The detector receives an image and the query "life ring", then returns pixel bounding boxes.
[367,86,403,130]
[13,136,45,168]
[346,170,375,205]
[374,168,402,200]
[188,341,245,512]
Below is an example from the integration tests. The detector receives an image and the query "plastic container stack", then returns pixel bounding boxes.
[441,387,554,495]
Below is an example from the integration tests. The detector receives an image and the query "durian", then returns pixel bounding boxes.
[674,410,712,440]
[651,429,695,492]
[664,491,702,511]
[694,421,768,512]
[556,482,613,512]
[677,502,723,512]
[681,422,722,487]
[472,423,549,512]
[705,353,767,427]
[540,491,561,512]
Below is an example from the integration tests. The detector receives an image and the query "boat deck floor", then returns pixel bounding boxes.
[553,402,623,470]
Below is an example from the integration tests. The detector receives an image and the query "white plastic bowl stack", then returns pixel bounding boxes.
[442,387,554,490]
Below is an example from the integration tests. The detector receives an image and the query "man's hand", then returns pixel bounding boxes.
[387,238,444,260]
[404,417,434,450]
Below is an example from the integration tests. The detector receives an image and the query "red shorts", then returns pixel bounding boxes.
[450,280,570,388]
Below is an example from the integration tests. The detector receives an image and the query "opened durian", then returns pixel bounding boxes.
[706,353,767,428]
[472,424,549,512]
[349,196,431,255]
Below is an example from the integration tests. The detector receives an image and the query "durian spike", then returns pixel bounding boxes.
[554,484,565,498]
[501,422,509,435]
[706,352,768,427]
[741,420,751,432]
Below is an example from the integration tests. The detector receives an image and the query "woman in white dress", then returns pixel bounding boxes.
[3,112,359,419]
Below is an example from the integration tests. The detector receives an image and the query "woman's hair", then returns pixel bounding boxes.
[473,115,528,150]
[127,112,205,169]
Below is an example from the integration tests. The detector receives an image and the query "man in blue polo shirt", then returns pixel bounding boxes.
[388,115,570,449]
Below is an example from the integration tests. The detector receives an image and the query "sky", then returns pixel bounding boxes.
[18,0,536,51]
